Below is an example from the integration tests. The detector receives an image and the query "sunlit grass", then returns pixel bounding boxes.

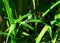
[0,0,60,43]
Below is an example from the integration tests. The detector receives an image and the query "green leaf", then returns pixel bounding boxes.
[19,21,34,30]
[51,20,56,25]
[0,32,8,36]
[28,13,32,20]
[54,11,60,19]
[15,12,32,23]
[28,19,46,25]
[52,27,60,43]
[41,0,60,19]
[2,0,14,24]
[22,32,30,36]
[6,24,16,43]
[22,22,34,30]
[36,25,49,43]
[48,26,52,39]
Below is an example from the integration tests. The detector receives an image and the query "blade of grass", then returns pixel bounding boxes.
[2,0,16,43]
[28,19,52,37]
[41,0,60,19]
[28,19,46,25]
[2,0,15,43]
[0,32,9,36]
[48,26,52,39]
[22,22,34,30]
[2,0,14,24]
[32,0,36,9]
[36,25,50,43]
[22,32,30,36]
[15,12,32,23]
[16,20,34,32]
[6,24,16,43]
[52,27,60,43]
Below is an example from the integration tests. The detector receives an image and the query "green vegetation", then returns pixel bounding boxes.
[0,0,60,43]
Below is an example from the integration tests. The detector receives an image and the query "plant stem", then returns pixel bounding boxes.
[41,0,60,19]
[52,27,60,43]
